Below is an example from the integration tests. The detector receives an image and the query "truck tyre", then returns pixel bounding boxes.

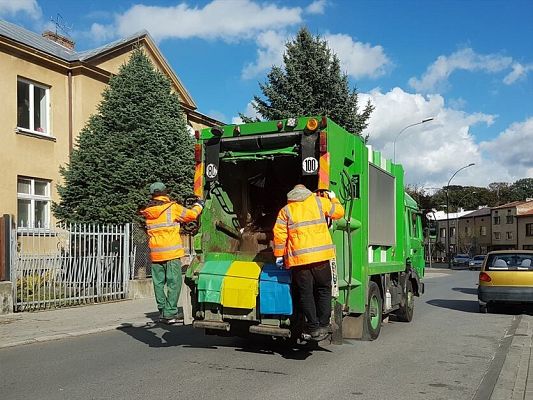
[397,279,414,322]
[362,281,382,341]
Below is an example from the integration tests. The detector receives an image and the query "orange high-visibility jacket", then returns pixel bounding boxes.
[141,195,202,262]
[273,194,344,267]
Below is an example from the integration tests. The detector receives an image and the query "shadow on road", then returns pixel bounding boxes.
[452,287,478,295]
[117,323,330,360]
[426,299,479,313]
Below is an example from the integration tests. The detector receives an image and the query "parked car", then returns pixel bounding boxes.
[452,254,471,267]
[478,250,533,313]
[468,255,486,270]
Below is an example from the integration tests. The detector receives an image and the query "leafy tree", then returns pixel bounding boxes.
[509,178,533,201]
[245,27,374,137]
[53,49,194,224]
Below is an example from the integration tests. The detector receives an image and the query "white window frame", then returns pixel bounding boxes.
[17,177,51,231]
[17,77,51,136]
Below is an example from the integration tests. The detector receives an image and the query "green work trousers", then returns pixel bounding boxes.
[151,259,182,319]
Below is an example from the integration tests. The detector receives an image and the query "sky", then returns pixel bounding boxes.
[1,0,532,190]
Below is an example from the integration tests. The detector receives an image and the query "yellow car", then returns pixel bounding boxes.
[478,250,533,313]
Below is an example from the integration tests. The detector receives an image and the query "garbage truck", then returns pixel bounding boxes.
[185,116,425,342]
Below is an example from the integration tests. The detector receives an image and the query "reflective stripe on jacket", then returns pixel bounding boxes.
[273,195,344,267]
[141,195,202,262]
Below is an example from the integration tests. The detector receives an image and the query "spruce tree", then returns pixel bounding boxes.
[247,28,374,137]
[53,49,194,224]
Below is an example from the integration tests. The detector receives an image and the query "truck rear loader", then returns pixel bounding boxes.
[185,116,425,342]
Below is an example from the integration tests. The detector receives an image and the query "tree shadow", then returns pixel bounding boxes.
[117,322,327,360]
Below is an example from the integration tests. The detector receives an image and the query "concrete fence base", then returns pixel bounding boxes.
[127,279,154,299]
[0,281,13,315]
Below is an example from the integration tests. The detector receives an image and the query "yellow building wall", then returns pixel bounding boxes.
[0,51,70,221]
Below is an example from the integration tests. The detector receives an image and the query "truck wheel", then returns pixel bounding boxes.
[397,279,414,322]
[362,281,382,341]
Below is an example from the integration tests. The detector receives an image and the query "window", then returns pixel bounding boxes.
[440,227,446,238]
[17,78,49,135]
[480,226,487,236]
[506,215,514,224]
[450,227,456,238]
[526,223,533,237]
[17,177,51,229]
[494,232,501,240]
[493,216,501,225]
[506,231,513,240]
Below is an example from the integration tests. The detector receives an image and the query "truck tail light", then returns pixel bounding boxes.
[305,118,318,132]
[194,144,202,163]
[319,130,327,153]
[479,272,491,282]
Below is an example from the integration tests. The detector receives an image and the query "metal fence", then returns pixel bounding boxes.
[11,223,132,311]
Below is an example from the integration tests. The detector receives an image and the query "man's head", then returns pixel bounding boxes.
[149,182,167,196]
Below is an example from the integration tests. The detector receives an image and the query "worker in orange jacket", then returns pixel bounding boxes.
[273,184,344,341]
[141,182,203,324]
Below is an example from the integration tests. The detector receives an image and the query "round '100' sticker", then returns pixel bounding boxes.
[206,163,218,178]
[302,157,318,173]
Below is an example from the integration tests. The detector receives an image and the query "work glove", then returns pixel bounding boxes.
[275,257,284,268]
[327,191,336,199]
[193,199,205,209]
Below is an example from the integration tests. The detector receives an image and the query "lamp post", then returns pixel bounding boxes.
[446,163,475,268]
[393,117,434,164]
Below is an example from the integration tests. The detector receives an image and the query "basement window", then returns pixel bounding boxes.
[17,78,50,136]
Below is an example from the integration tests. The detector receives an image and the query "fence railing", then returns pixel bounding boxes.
[11,223,132,311]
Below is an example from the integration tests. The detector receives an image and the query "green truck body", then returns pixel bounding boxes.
[186,116,425,341]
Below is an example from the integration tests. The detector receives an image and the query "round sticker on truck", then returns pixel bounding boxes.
[206,163,218,179]
[302,157,318,173]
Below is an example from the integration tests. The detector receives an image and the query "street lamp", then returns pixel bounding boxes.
[446,163,475,268]
[393,117,434,164]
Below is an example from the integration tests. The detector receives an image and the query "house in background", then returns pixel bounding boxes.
[0,19,220,230]
[457,207,491,255]
[517,201,533,250]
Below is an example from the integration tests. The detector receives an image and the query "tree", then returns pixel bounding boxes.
[509,178,533,201]
[246,28,374,137]
[53,49,194,224]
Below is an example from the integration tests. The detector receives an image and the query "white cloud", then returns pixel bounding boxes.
[480,118,533,171]
[114,0,302,42]
[89,23,115,43]
[306,0,327,14]
[232,102,260,124]
[242,30,287,79]
[0,0,41,19]
[242,31,391,79]
[325,33,391,79]
[358,87,533,187]
[503,62,533,84]
[409,48,513,92]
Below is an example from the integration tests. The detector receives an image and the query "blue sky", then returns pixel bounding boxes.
[2,0,532,189]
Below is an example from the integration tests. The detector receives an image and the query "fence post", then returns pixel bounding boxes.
[123,223,130,294]
[1,215,13,281]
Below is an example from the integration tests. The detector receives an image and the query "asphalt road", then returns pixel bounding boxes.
[0,270,521,400]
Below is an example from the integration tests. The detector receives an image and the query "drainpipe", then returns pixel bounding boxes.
[68,70,73,155]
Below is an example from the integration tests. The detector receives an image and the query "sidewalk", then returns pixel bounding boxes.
[0,297,158,349]
[490,314,533,400]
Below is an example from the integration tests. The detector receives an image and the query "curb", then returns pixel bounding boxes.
[0,319,154,350]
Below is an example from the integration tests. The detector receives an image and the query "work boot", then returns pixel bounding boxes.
[309,329,328,342]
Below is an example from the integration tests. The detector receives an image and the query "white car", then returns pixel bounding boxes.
[469,255,486,270]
